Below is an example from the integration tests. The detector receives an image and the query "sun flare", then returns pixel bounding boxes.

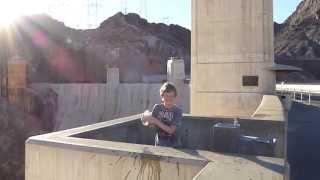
[0,14,19,27]
[0,2,23,27]
[0,0,47,27]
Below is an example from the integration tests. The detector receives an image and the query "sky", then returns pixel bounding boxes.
[274,0,302,23]
[0,0,303,29]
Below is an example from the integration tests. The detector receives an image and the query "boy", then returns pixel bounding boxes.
[144,82,182,147]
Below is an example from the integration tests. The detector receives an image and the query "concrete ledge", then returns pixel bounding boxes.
[193,154,284,180]
[27,136,208,166]
[26,114,285,180]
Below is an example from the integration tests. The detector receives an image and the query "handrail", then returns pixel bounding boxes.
[276,84,320,104]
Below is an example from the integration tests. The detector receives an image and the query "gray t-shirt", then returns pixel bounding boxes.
[151,104,182,137]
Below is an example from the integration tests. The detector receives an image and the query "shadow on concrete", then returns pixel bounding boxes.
[287,101,320,180]
[176,148,283,174]
[218,152,284,174]
[241,155,283,174]
[177,148,202,157]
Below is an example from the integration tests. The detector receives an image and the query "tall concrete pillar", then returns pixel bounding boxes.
[106,67,119,86]
[106,66,120,118]
[167,57,185,83]
[191,0,275,117]
[167,57,187,110]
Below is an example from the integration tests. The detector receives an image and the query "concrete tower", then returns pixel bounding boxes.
[167,57,188,110]
[191,0,275,117]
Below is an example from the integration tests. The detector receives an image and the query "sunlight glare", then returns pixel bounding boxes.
[0,2,21,26]
[0,0,47,27]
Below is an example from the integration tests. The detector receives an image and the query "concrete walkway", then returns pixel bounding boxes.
[193,153,283,180]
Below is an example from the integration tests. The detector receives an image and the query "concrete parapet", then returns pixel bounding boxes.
[26,114,285,180]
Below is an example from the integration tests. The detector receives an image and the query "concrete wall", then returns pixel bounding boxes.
[77,116,285,158]
[26,143,204,180]
[25,115,285,180]
[191,0,276,117]
[31,83,190,130]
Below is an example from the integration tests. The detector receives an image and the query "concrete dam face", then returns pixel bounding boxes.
[191,0,276,117]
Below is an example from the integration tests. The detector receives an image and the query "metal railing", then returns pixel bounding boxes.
[276,83,320,104]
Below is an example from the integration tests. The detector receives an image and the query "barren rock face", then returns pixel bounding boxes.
[3,4,320,83]
[275,0,320,60]
[8,12,190,83]
[274,0,320,81]
[85,12,190,82]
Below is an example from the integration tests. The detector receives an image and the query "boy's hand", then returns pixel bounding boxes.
[147,117,176,135]
[142,112,176,135]
[144,116,158,125]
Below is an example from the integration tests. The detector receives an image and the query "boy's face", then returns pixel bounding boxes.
[162,91,176,108]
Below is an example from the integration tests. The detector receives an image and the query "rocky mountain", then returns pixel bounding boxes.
[275,0,320,81]
[275,0,320,59]
[5,12,190,83]
[86,12,190,82]
[3,1,320,83]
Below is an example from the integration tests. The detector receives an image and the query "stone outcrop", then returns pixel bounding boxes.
[3,4,320,83]
[8,13,190,83]
[275,0,320,59]
[275,0,320,81]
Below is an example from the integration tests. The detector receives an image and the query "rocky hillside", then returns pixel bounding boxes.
[275,0,320,59]
[3,1,320,83]
[6,12,190,83]
[86,12,190,82]
[275,0,320,81]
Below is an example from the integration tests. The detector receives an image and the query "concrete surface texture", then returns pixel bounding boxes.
[193,155,283,180]
[252,95,287,121]
[31,83,190,130]
[167,58,187,108]
[25,114,284,180]
[77,115,285,158]
[106,67,120,86]
[191,0,276,117]
[30,58,190,130]
[26,143,204,180]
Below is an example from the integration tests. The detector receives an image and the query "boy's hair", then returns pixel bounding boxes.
[160,82,177,97]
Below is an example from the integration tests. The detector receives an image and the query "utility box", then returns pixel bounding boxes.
[212,122,240,153]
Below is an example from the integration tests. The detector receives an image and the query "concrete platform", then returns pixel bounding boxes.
[193,153,283,180]
[26,114,285,180]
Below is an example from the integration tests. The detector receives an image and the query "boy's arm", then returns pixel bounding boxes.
[147,116,176,135]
